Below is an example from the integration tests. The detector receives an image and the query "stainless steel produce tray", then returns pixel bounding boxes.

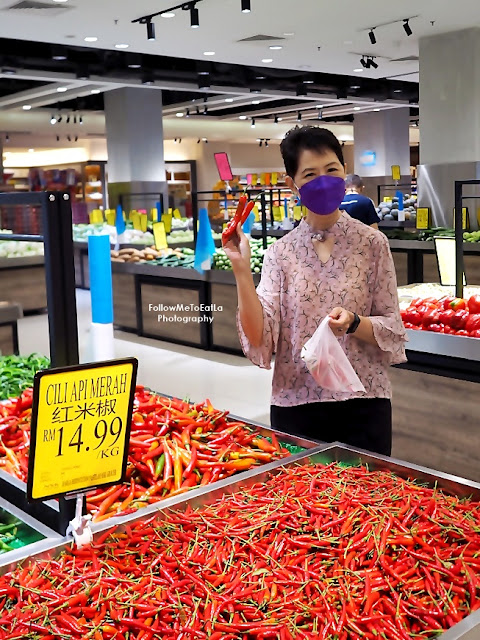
[3,443,480,638]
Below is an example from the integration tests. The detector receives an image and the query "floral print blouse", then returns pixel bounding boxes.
[237,213,407,406]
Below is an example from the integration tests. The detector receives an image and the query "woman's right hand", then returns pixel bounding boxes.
[223,225,251,275]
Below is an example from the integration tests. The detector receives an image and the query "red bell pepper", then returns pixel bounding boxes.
[469,329,480,338]
[403,309,422,326]
[450,310,469,330]
[439,309,456,327]
[468,295,480,314]
[442,296,455,310]
[465,314,480,333]
[426,323,443,333]
[422,309,440,327]
[455,329,469,336]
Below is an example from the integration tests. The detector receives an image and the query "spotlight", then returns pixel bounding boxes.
[57,115,63,123]
[265,139,269,147]
[5,134,9,142]
[66,115,70,124]
[190,5,199,28]
[203,106,208,115]
[142,73,154,85]
[259,139,263,147]
[74,135,78,142]
[56,135,60,142]
[203,138,208,143]
[179,138,182,143]
[403,19,412,36]
[51,45,67,61]
[50,115,57,124]
[241,0,251,12]
[297,111,302,122]
[186,109,190,118]
[74,115,77,124]
[369,57,378,69]
[174,138,178,143]
[360,56,368,68]
[369,29,376,45]
[197,138,201,143]
[274,115,279,124]
[196,106,201,115]
[147,19,155,40]
[79,115,83,124]
[67,135,71,142]
[251,118,256,128]
[318,109,323,120]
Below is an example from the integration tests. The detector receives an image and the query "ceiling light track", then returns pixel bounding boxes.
[360,15,418,42]
[133,0,252,37]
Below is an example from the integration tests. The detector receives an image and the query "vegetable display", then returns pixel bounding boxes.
[0,354,49,401]
[111,247,195,267]
[0,230,44,259]
[2,461,480,638]
[214,237,276,273]
[0,386,292,521]
[0,509,43,555]
[401,295,480,337]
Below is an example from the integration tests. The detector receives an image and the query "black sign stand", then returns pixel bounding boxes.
[0,191,79,533]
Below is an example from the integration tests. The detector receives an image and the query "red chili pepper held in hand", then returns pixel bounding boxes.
[221,194,247,244]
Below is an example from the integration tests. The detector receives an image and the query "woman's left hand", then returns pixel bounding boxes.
[329,307,355,337]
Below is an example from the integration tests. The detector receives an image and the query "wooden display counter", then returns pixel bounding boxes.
[0,257,47,312]
[111,262,210,349]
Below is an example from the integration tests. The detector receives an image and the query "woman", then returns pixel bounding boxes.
[224,126,406,455]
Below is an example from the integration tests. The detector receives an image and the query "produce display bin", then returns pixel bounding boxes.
[2,443,480,639]
[0,401,321,536]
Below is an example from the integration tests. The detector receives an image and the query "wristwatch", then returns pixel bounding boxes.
[346,312,361,334]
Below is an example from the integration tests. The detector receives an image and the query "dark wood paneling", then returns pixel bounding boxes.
[391,366,480,482]
[211,283,242,351]
[0,266,46,311]
[141,283,202,346]
[392,253,408,287]
[0,325,15,355]
[112,272,137,330]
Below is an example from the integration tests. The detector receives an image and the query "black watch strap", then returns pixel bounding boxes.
[346,312,361,334]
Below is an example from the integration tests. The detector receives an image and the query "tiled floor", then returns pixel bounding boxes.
[17,289,273,425]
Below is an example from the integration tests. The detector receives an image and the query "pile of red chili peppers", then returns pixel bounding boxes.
[1,461,480,639]
[0,386,288,522]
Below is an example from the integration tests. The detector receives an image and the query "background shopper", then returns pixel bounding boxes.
[341,174,380,228]
[224,126,406,455]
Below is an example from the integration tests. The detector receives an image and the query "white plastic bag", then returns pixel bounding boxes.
[301,317,366,393]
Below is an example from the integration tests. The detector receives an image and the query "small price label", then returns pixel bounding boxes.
[131,213,142,231]
[89,210,103,224]
[293,206,303,221]
[151,207,158,222]
[173,208,182,219]
[272,206,283,222]
[253,205,260,222]
[153,222,168,250]
[271,172,278,186]
[453,208,470,231]
[140,213,148,233]
[251,174,258,186]
[391,165,401,181]
[105,211,115,226]
[27,358,137,501]
[162,213,172,233]
[416,207,431,230]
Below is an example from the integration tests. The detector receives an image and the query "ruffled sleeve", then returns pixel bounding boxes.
[236,244,282,369]
[369,233,407,365]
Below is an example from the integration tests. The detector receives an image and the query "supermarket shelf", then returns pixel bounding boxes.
[406,329,480,362]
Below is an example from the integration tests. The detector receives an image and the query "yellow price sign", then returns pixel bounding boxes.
[272,206,283,221]
[271,172,278,186]
[153,222,168,250]
[416,207,431,230]
[453,208,470,231]
[253,205,260,222]
[89,210,103,225]
[105,211,115,226]
[293,205,303,221]
[173,208,182,219]
[162,213,172,233]
[131,213,142,231]
[151,207,158,222]
[140,214,148,233]
[391,165,401,181]
[27,358,137,501]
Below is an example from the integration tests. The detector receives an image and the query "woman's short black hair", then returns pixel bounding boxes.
[280,126,345,178]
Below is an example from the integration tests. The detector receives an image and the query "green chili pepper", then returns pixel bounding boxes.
[155,453,165,477]
[0,353,50,400]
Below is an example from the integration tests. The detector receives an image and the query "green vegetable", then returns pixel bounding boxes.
[0,353,50,400]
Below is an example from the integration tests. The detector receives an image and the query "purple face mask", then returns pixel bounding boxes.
[297,175,346,215]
